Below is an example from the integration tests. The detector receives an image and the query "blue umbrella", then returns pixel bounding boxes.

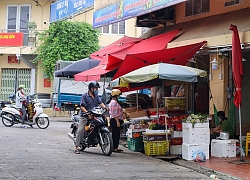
[55,58,100,78]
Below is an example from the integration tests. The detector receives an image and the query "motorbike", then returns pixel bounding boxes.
[67,106,113,156]
[1,94,50,129]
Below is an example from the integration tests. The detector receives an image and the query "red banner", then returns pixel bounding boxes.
[0,32,23,46]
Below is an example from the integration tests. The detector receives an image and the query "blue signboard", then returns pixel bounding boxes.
[93,0,186,28]
[50,0,94,23]
[93,2,124,28]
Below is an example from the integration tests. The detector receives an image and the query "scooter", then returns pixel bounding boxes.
[1,95,50,129]
[68,106,113,156]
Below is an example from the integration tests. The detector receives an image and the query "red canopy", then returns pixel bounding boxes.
[230,24,243,108]
[74,55,117,81]
[112,41,207,80]
[75,29,180,82]
[106,29,180,69]
[90,36,143,60]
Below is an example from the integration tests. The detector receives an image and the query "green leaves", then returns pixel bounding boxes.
[33,20,100,79]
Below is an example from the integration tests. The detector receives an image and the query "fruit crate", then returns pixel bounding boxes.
[144,140,169,156]
[127,137,144,152]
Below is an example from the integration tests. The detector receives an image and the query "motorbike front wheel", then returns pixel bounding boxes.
[36,117,50,129]
[2,113,14,127]
[100,132,113,156]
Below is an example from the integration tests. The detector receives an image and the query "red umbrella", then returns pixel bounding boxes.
[74,29,180,81]
[90,36,143,60]
[106,29,180,69]
[113,41,207,79]
[230,24,244,161]
[230,24,243,108]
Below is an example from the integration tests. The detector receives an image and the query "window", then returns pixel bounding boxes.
[6,5,31,45]
[96,21,126,35]
[225,0,241,7]
[185,0,210,17]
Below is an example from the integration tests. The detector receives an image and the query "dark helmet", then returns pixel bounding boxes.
[88,81,100,90]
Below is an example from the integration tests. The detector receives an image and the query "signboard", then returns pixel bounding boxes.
[93,0,187,28]
[8,56,19,64]
[50,0,94,22]
[0,33,23,46]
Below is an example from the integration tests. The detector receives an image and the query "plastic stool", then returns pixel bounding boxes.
[246,133,250,156]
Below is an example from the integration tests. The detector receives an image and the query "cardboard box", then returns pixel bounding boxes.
[127,110,147,118]
[124,106,142,113]
[182,128,210,144]
[182,143,209,160]
[170,145,182,155]
[211,139,237,157]
[182,122,209,129]
[171,131,183,138]
[170,137,183,145]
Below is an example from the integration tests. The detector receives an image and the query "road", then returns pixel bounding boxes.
[0,119,210,180]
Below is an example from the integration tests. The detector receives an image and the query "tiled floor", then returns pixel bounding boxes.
[191,155,250,180]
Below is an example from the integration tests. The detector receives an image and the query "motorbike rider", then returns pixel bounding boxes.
[75,81,108,154]
[15,84,27,128]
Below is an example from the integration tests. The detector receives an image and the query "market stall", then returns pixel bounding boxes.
[111,63,208,158]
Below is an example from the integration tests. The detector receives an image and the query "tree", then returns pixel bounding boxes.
[33,20,100,79]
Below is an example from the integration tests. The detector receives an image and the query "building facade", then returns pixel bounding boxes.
[92,0,250,135]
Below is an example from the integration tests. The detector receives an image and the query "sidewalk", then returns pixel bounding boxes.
[50,117,249,179]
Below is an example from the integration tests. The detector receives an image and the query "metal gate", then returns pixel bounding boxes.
[1,68,31,100]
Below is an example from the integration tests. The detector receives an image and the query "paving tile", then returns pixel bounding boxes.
[190,156,250,180]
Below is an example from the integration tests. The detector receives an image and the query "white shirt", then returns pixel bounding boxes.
[15,90,26,108]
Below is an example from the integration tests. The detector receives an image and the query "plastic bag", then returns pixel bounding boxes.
[192,150,206,162]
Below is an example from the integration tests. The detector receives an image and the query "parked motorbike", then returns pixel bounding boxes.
[1,94,50,129]
[68,106,113,156]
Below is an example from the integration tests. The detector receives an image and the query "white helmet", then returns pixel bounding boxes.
[111,89,121,97]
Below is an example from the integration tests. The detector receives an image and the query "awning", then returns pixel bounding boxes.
[105,29,180,69]
[90,36,143,60]
[112,41,207,79]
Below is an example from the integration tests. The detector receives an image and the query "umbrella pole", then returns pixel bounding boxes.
[239,105,244,161]
[136,90,139,111]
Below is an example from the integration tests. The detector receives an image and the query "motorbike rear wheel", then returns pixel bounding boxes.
[36,117,49,129]
[2,113,14,127]
[100,132,113,156]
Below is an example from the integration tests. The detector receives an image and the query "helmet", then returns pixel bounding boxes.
[88,81,100,90]
[111,89,121,97]
[19,84,25,89]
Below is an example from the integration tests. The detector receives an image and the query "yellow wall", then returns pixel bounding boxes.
[208,54,229,114]
[0,0,51,32]
[36,61,52,94]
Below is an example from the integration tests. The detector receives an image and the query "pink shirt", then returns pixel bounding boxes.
[109,100,123,120]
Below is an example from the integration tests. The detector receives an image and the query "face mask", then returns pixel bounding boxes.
[21,89,25,93]
[94,90,98,95]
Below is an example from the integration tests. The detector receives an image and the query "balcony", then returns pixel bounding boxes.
[0,29,45,47]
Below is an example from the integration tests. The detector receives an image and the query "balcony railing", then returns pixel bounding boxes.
[0,29,44,47]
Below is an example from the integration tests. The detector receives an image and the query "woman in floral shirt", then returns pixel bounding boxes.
[109,89,123,152]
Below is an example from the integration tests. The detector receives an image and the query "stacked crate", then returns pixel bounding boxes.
[170,131,183,155]
[182,122,210,160]
[127,129,145,152]
[143,132,169,156]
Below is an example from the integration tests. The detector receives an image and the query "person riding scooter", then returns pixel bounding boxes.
[15,84,27,128]
[74,81,108,154]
